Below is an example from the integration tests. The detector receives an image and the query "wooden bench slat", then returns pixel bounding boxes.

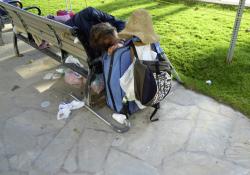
[6,11,26,29]
[26,26,88,62]
[26,26,58,44]
[27,26,87,59]
[61,41,88,61]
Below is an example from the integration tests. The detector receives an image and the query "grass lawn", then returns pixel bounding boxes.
[23,0,250,117]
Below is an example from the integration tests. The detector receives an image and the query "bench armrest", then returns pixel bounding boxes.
[23,6,41,16]
[8,1,23,9]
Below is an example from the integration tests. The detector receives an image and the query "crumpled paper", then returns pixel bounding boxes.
[57,100,85,120]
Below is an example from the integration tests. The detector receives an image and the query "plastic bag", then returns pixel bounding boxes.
[64,69,84,88]
[91,74,104,94]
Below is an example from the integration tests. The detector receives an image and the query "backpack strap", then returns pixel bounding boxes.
[152,42,163,54]
[150,103,160,122]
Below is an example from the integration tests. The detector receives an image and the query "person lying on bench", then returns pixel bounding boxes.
[13,6,124,73]
[89,9,159,56]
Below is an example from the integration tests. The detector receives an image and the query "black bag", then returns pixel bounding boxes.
[133,46,158,106]
[143,60,172,103]
[132,42,172,121]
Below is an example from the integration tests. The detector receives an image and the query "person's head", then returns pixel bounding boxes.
[90,22,119,52]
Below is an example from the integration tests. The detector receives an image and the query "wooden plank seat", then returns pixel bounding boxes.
[0,1,130,133]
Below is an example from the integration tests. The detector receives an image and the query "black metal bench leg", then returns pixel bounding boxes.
[0,18,4,46]
[13,33,23,57]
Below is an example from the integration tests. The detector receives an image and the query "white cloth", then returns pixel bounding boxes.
[135,45,157,61]
[119,62,146,109]
[120,62,135,101]
[57,100,85,120]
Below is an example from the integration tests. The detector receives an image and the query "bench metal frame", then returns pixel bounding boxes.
[0,1,130,133]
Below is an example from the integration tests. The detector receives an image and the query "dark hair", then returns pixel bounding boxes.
[89,22,118,51]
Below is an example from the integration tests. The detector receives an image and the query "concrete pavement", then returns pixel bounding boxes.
[0,25,250,175]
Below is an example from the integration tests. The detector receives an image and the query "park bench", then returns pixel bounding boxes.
[0,1,130,133]
[0,0,22,45]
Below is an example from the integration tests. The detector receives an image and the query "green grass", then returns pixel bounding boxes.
[24,0,250,117]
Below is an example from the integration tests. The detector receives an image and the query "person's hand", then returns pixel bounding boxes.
[47,15,55,20]
[108,43,123,55]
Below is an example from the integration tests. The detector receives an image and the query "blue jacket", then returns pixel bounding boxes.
[65,7,125,61]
